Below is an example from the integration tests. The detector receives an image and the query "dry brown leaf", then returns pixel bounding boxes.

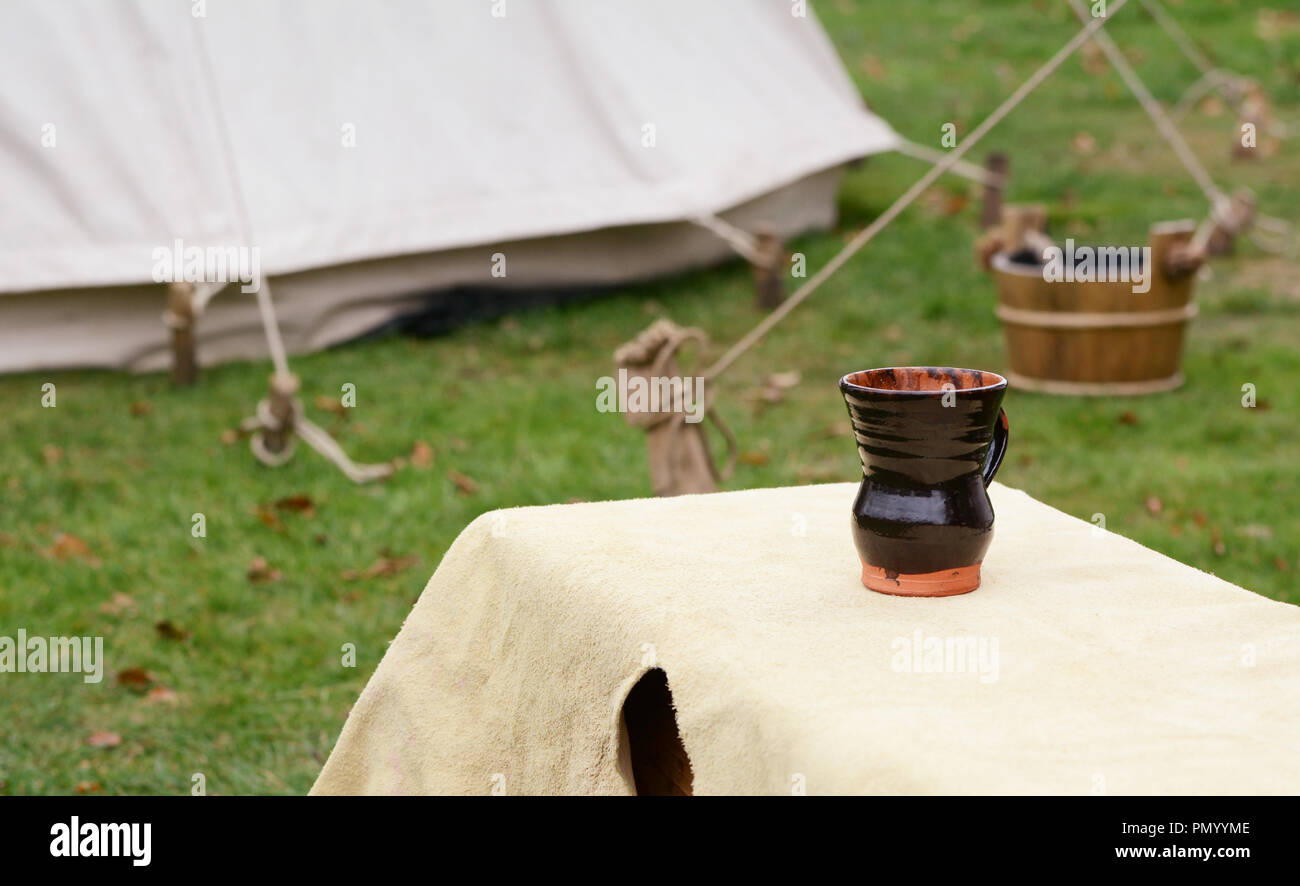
[313,394,348,418]
[99,592,137,616]
[1210,527,1227,557]
[43,444,63,465]
[739,451,769,467]
[44,533,99,565]
[220,428,240,446]
[155,620,189,641]
[411,440,435,469]
[1191,509,1208,527]
[859,54,886,79]
[254,507,284,531]
[1118,411,1139,426]
[129,401,152,417]
[274,494,316,517]
[247,556,282,583]
[447,469,478,495]
[342,555,419,582]
[116,667,153,691]
[75,780,103,794]
[86,731,121,749]
[144,685,179,706]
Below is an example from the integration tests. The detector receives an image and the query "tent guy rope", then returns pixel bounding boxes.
[700,0,1132,383]
[191,16,394,483]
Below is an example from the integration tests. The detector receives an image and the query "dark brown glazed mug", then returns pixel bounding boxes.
[839,367,1009,596]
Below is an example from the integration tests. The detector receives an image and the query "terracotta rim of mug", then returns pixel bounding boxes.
[839,366,1008,397]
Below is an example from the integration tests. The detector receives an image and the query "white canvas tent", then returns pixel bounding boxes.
[0,0,900,374]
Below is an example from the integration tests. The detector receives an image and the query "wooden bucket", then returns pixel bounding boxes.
[989,220,1201,396]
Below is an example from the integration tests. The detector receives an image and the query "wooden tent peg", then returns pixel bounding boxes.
[752,224,787,311]
[262,372,301,455]
[166,281,198,387]
[979,152,1009,230]
[1206,189,1256,256]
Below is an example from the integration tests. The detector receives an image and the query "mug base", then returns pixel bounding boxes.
[860,562,981,597]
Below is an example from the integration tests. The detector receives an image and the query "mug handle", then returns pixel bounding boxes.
[981,408,1009,488]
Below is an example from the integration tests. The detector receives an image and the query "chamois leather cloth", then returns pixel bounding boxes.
[311,483,1300,795]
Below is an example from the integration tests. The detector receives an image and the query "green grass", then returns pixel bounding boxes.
[1,0,1297,795]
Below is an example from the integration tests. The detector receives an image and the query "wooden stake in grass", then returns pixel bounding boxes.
[166,282,198,387]
[752,224,787,311]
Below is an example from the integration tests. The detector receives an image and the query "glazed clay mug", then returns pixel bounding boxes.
[839,367,1009,596]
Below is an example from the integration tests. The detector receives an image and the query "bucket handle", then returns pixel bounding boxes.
[982,409,1010,488]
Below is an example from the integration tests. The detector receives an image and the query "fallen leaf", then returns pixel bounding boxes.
[1191,509,1208,527]
[342,554,420,582]
[1258,9,1300,42]
[247,556,282,583]
[116,667,153,691]
[447,469,478,496]
[411,441,435,469]
[1274,557,1290,572]
[1118,410,1139,426]
[86,731,121,749]
[739,451,769,467]
[129,401,152,417]
[155,620,189,641]
[274,494,316,517]
[254,507,284,531]
[1145,496,1163,515]
[313,394,348,418]
[859,54,887,79]
[44,533,100,565]
[99,592,137,616]
[1081,41,1107,75]
[75,780,103,794]
[144,685,179,706]
[1210,527,1227,557]
[43,444,63,465]
[220,429,240,446]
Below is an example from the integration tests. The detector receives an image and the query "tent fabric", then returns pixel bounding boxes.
[0,168,845,373]
[0,0,899,372]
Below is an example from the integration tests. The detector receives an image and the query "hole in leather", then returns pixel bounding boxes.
[621,668,693,796]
